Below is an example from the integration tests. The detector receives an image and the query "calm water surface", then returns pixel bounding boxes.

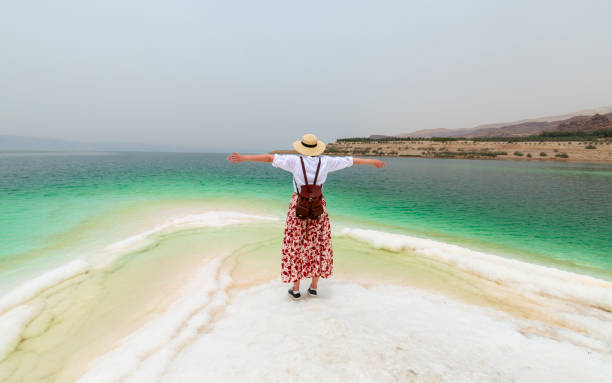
[1,152,610,277]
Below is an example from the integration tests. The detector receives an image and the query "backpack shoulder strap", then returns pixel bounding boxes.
[300,156,309,186]
[313,157,321,185]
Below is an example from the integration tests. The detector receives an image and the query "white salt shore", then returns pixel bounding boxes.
[74,254,612,383]
[1,209,611,383]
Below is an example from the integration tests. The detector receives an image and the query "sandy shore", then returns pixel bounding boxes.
[274,139,612,163]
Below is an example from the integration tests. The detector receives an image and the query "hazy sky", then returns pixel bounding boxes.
[1,1,611,152]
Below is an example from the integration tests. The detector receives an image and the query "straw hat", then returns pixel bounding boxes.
[293,134,326,156]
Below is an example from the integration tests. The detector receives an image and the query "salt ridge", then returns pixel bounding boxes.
[339,227,612,311]
[100,211,278,267]
[339,227,612,348]
[75,256,231,383]
[84,281,612,382]
[0,211,277,364]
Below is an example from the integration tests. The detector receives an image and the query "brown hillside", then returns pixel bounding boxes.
[382,107,612,139]
[465,112,612,137]
[554,113,612,133]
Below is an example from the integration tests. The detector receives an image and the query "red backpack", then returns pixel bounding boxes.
[295,157,324,220]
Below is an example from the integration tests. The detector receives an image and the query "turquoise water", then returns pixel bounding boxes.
[1,152,611,277]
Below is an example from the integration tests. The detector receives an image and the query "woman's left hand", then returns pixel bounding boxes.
[372,159,386,168]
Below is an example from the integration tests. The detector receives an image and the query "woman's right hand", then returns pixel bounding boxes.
[227,152,244,164]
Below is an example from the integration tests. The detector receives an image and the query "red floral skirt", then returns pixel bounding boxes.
[280,192,333,283]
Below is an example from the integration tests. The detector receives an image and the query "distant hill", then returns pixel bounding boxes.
[470,106,612,132]
[384,128,477,138]
[0,135,197,152]
[553,113,612,134]
[465,112,612,138]
[0,136,85,151]
[384,106,612,138]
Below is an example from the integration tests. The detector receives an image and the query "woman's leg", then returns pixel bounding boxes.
[292,280,300,291]
[310,276,319,289]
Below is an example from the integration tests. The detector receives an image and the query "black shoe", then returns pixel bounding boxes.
[288,289,301,300]
[307,286,317,297]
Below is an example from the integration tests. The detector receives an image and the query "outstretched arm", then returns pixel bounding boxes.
[353,157,386,168]
[227,152,273,164]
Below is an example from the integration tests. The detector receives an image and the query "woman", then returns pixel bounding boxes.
[227,134,386,300]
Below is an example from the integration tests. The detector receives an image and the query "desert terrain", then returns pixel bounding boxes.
[273,139,612,163]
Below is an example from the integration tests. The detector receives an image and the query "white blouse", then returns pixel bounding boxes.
[272,154,354,192]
